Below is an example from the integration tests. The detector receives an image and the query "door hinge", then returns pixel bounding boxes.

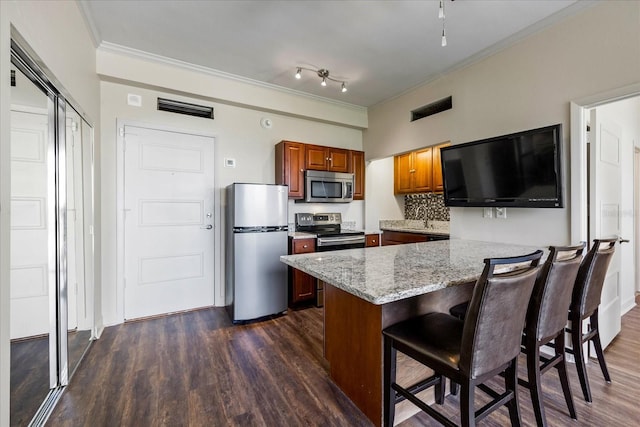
[119,127,125,137]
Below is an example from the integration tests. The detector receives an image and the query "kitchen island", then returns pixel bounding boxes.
[280,239,542,426]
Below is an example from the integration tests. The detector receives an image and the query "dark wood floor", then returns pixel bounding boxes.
[47,298,640,426]
[11,329,92,427]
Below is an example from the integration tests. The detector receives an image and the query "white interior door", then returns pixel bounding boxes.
[589,109,622,348]
[123,125,215,320]
[10,109,51,339]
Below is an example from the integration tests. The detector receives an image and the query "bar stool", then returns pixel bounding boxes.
[566,238,616,403]
[521,244,584,427]
[450,244,586,426]
[382,250,542,427]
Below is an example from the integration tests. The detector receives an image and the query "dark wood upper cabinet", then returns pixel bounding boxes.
[276,140,365,200]
[350,150,365,200]
[305,145,350,173]
[275,140,305,199]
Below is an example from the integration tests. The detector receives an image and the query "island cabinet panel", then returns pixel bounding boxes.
[365,233,380,247]
[275,141,306,199]
[381,230,430,246]
[350,150,365,200]
[324,282,474,426]
[288,238,317,304]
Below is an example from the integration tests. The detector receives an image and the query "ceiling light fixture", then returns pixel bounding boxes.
[440,0,449,47]
[294,66,347,93]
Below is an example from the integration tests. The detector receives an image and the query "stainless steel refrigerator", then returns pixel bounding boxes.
[225,183,288,322]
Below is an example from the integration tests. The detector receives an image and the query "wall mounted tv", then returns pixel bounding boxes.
[440,124,563,208]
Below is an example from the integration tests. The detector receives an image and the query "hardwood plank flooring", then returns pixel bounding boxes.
[47,298,640,426]
[11,329,91,427]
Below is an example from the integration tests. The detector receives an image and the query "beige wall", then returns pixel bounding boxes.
[0,1,100,425]
[364,1,640,246]
[99,80,363,325]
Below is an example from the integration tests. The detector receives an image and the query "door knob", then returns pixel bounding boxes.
[619,237,630,244]
[201,224,213,230]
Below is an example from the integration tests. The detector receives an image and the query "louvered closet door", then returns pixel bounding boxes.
[123,125,215,320]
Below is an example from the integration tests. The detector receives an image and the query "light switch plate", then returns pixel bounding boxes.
[224,158,236,168]
[483,207,494,218]
[495,207,507,219]
[127,93,142,107]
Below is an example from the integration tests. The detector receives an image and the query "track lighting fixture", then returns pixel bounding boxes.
[294,66,348,93]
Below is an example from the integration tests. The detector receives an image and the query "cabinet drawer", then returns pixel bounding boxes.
[365,234,380,247]
[292,238,316,254]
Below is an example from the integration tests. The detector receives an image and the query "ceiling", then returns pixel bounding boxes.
[80,0,592,107]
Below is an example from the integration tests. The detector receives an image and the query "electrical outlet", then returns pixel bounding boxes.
[483,207,494,218]
[495,207,507,219]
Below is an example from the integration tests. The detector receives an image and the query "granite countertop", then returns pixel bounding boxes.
[280,239,543,305]
[379,219,450,236]
[288,231,316,239]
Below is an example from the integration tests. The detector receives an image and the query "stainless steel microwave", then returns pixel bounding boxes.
[304,170,354,203]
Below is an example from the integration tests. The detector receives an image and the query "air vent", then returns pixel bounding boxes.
[410,96,452,122]
[10,70,16,87]
[157,97,214,119]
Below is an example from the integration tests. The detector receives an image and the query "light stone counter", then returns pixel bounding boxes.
[379,219,450,236]
[280,239,543,305]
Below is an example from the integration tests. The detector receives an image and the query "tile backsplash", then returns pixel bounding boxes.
[404,193,450,222]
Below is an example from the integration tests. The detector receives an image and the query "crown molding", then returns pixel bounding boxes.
[97,42,367,112]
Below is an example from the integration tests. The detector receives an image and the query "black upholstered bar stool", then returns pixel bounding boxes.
[521,244,585,427]
[566,238,616,403]
[382,250,542,427]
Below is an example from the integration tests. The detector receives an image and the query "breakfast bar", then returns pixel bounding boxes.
[280,239,543,426]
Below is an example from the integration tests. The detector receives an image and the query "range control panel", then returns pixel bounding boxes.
[295,212,342,227]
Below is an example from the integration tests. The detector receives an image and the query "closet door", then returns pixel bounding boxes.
[9,64,56,425]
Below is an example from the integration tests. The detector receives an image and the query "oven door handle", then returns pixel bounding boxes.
[317,236,366,246]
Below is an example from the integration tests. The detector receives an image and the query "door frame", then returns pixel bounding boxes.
[570,83,640,311]
[115,120,218,323]
[570,83,640,244]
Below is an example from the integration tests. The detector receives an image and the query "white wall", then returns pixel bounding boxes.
[364,1,640,247]
[365,157,404,230]
[99,80,363,325]
[0,1,100,425]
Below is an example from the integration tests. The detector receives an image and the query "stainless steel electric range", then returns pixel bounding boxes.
[295,213,365,306]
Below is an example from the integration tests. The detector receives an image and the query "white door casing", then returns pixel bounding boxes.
[10,109,51,339]
[122,125,215,320]
[589,109,622,349]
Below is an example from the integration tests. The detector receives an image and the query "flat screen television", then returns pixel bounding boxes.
[440,124,563,208]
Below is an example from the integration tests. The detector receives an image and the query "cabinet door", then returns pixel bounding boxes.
[275,141,305,199]
[432,143,449,193]
[290,238,317,304]
[305,145,329,170]
[351,150,365,200]
[413,147,433,193]
[328,147,349,172]
[394,152,413,194]
[381,230,430,246]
